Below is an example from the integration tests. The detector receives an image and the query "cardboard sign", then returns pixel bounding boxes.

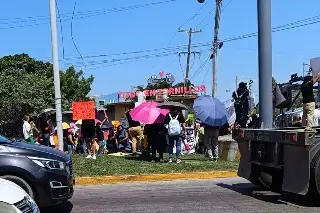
[171,127,196,154]
[72,101,95,120]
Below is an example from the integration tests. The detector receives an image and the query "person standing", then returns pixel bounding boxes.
[126,103,144,155]
[144,123,166,162]
[203,124,219,162]
[232,82,250,128]
[164,107,186,163]
[66,129,76,154]
[42,119,51,146]
[23,115,34,144]
[301,73,320,130]
[314,104,320,126]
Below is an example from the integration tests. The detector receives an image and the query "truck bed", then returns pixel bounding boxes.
[233,127,320,146]
[233,127,320,195]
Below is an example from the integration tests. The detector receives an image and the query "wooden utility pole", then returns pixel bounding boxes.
[179,28,201,86]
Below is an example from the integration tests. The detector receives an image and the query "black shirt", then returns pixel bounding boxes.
[232,89,249,110]
[126,111,140,128]
[108,130,116,144]
[95,126,104,141]
[301,81,315,103]
[144,123,167,137]
[42,122,50,134]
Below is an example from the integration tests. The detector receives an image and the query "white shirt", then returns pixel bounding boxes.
[23,121,31,139]
[314,109,320,126]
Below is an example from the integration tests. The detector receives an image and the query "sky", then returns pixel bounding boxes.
[0,0,320,102]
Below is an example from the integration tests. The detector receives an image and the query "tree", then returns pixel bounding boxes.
[0,54,94,137]
[60,66,94,110]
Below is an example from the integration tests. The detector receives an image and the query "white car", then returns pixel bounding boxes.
[0,178,39,213]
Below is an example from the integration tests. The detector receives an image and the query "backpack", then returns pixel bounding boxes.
[168,113,181,136]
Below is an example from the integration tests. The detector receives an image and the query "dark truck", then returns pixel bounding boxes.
[233,127,320,197]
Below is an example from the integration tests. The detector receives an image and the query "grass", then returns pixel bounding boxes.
[72,153,239,177]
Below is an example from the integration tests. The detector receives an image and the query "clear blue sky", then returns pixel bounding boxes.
[1,0,320,102]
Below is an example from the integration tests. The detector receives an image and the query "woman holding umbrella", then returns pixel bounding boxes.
[193,95,229,161]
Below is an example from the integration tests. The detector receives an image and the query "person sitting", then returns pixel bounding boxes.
[247,114,261,129]
[117,125,131,153]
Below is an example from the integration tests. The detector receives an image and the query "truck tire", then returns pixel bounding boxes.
[0,175,35,199]
[258,172,273,189]
[308,151,320,198]
[249,165,281,191]
[248,166,264,187]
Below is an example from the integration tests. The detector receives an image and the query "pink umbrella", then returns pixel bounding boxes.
[129,102,169,124]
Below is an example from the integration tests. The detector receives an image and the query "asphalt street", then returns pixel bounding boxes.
[43,177,320,213]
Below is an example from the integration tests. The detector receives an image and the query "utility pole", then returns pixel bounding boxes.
[179,28,201,86]
[235,75,238,91]
[258,0,273,128]
[49,0,64,151]
[212,0,223,97]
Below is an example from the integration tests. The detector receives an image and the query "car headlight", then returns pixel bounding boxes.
[28,157,67,170]
[0,201,18,213]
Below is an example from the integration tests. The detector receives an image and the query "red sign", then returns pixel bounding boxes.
[72,101,95,120]
[118,85,206,99]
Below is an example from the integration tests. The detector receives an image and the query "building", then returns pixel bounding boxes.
[94,86,206,121]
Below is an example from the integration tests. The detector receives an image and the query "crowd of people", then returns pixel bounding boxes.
[21,102,232,163]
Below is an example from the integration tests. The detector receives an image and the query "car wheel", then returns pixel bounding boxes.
[0,175,35,199]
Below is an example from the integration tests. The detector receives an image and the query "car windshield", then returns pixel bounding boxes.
[0,135,12,144]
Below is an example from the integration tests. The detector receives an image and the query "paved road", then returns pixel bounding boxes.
[42,177,320,213]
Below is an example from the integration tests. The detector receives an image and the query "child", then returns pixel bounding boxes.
[197,124,205,154]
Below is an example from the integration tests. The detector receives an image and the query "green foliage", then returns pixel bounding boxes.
[60,66,94,110]
[0,54,94,137]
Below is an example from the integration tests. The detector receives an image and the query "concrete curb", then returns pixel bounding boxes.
[75,171,238,185]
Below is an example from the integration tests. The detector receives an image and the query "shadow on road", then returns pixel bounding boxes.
[217,183,320,207]
[40,201,73,213]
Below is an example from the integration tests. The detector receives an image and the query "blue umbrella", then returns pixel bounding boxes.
[193,95,228,127]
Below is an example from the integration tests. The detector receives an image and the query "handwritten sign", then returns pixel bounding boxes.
[183,127,196,154]
[72,101,95,120]
[171,127,196,154]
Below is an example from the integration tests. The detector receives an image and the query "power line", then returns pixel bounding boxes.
[41,13,320,67]
[178,1,209,29]
[150,1,208,70]
[190,55,211,80]
[70,0,86,71]
[56,42,211,61]
[222,16,320,43]
[0,0,179,30]
[200,0,234,30]
[55,0,66,59]
[201,65,211,85]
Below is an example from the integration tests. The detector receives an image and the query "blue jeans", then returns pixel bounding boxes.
[82,139,87,154]
[98,141,107,154]
[168,135,182,159]
[43,134,50,146]
[67,145,74,155]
